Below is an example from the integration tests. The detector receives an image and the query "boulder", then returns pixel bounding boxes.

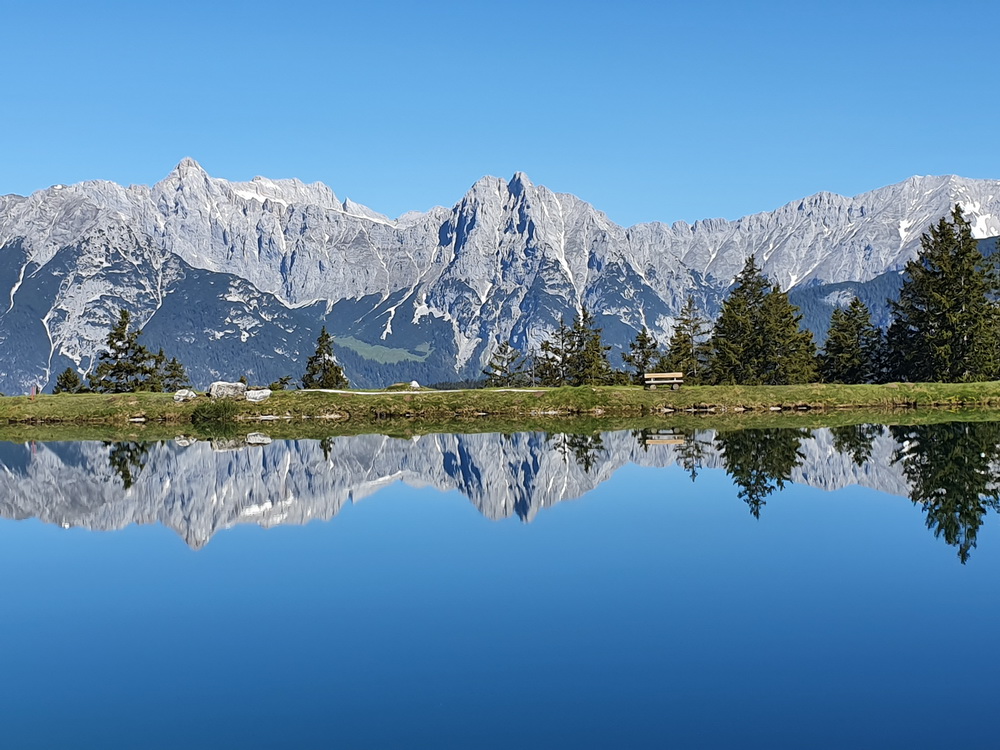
[173,389,198,403]
[246,388,271,403]
[246,433,273,446]
[209,381,247,399]
[409,380,421,389]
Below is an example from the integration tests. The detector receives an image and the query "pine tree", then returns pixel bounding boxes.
[89,309,159,393]
[53,367,83,394]
[708,257,817,384]
[536,318,574,387]
[621,326,661,385]
[483,341,527,387]
[146,349,167,392]
[565,307,612,386]
[301,327,349,389]
[887,205,1000,382]
[659,296,711,383]
[161,357,190,391]
[819,298,883,383]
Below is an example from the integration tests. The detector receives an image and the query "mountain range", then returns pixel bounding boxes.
[1,160,999,392]
[0,429,915,549]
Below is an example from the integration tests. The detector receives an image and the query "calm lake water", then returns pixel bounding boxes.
[2,421,999,749]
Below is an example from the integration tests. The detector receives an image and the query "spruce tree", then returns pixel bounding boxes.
[565,307,612,386]
[660,296,711,383]
[483,341,527,387]
[621,326,662,385]
[301,327,349,389]
[161,357,190,391]
[819,298,883,383]
[887,205,1000,382]
[89,309,159,393]
[708,257,817,384]
[53,367,83,394]
[536,318,574,387]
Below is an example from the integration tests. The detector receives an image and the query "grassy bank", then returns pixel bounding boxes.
[1,381,999,433]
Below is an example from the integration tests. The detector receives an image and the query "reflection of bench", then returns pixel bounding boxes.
[643,372,684,390]
[641,428,686,446]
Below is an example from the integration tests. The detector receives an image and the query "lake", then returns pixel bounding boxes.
[1,420,999,748]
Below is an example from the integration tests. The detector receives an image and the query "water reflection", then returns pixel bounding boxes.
[715,428,810,519]
[890,422,1000,563]
[2,420,1000,561]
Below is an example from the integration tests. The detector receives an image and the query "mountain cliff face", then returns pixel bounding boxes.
[0,428,913,549]
[1,162,998,391]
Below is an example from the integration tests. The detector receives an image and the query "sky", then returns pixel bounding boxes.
[3,0,999,227]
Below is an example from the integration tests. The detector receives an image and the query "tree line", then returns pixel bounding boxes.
[53,313,348,394]
[484,205,1000,387]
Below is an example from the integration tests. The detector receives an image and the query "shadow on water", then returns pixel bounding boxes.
[4,419,1000,562]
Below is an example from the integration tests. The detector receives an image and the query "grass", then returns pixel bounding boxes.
[1,381,1000,440]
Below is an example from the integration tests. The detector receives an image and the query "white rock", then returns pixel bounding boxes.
[209,381,247,399]
[173,389,198,402]
[409,380,420,389]
[246,433,272,446]
[246,388,271,403]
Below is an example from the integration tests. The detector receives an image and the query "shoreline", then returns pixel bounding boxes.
[0,382,999,440]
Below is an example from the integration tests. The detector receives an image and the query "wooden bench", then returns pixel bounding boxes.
[643,372,684,390]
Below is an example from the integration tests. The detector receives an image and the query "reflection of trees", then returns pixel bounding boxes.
[104,441,151,490]
[830,423,884,466]
[548,433,605,474]
[676,431,712,482]
[891,422,1000,564]
[320,437,334,461]
[715,429,810,518]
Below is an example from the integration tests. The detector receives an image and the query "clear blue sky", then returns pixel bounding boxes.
[3,0,998,227]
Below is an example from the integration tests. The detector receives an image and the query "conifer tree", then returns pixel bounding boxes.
[565,307,613,386]
[483,341,527,387]
[161,357,190,391]
[89,309,160,393]
[819,298,883,383]
[708,257,817,384]
[621,326,662,385]
[536,318,574,387]
[660,296,711,383]
[53,367,83,394]
[301,327,349,389]
[887,205,1000,382]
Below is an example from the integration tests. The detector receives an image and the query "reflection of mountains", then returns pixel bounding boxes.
[1,424,997,559]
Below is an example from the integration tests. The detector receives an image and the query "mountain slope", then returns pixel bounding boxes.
[1,163,998,391]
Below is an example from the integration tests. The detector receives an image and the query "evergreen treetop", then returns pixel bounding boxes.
[708,256,817,385]
[660,296,711,384]
[621,326,661,385]
[819,297,883,384]
[483,340,527,387]
[887,205,1000,382]
[301,326,349,389]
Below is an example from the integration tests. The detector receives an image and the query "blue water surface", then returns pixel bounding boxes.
[1,444,998,749]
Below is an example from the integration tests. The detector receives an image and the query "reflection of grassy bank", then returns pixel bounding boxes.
[1,381,1000,434]
[1,402,999,444]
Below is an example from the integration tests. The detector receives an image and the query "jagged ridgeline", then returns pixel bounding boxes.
[1,160,999,391]
[1,424,997,563]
